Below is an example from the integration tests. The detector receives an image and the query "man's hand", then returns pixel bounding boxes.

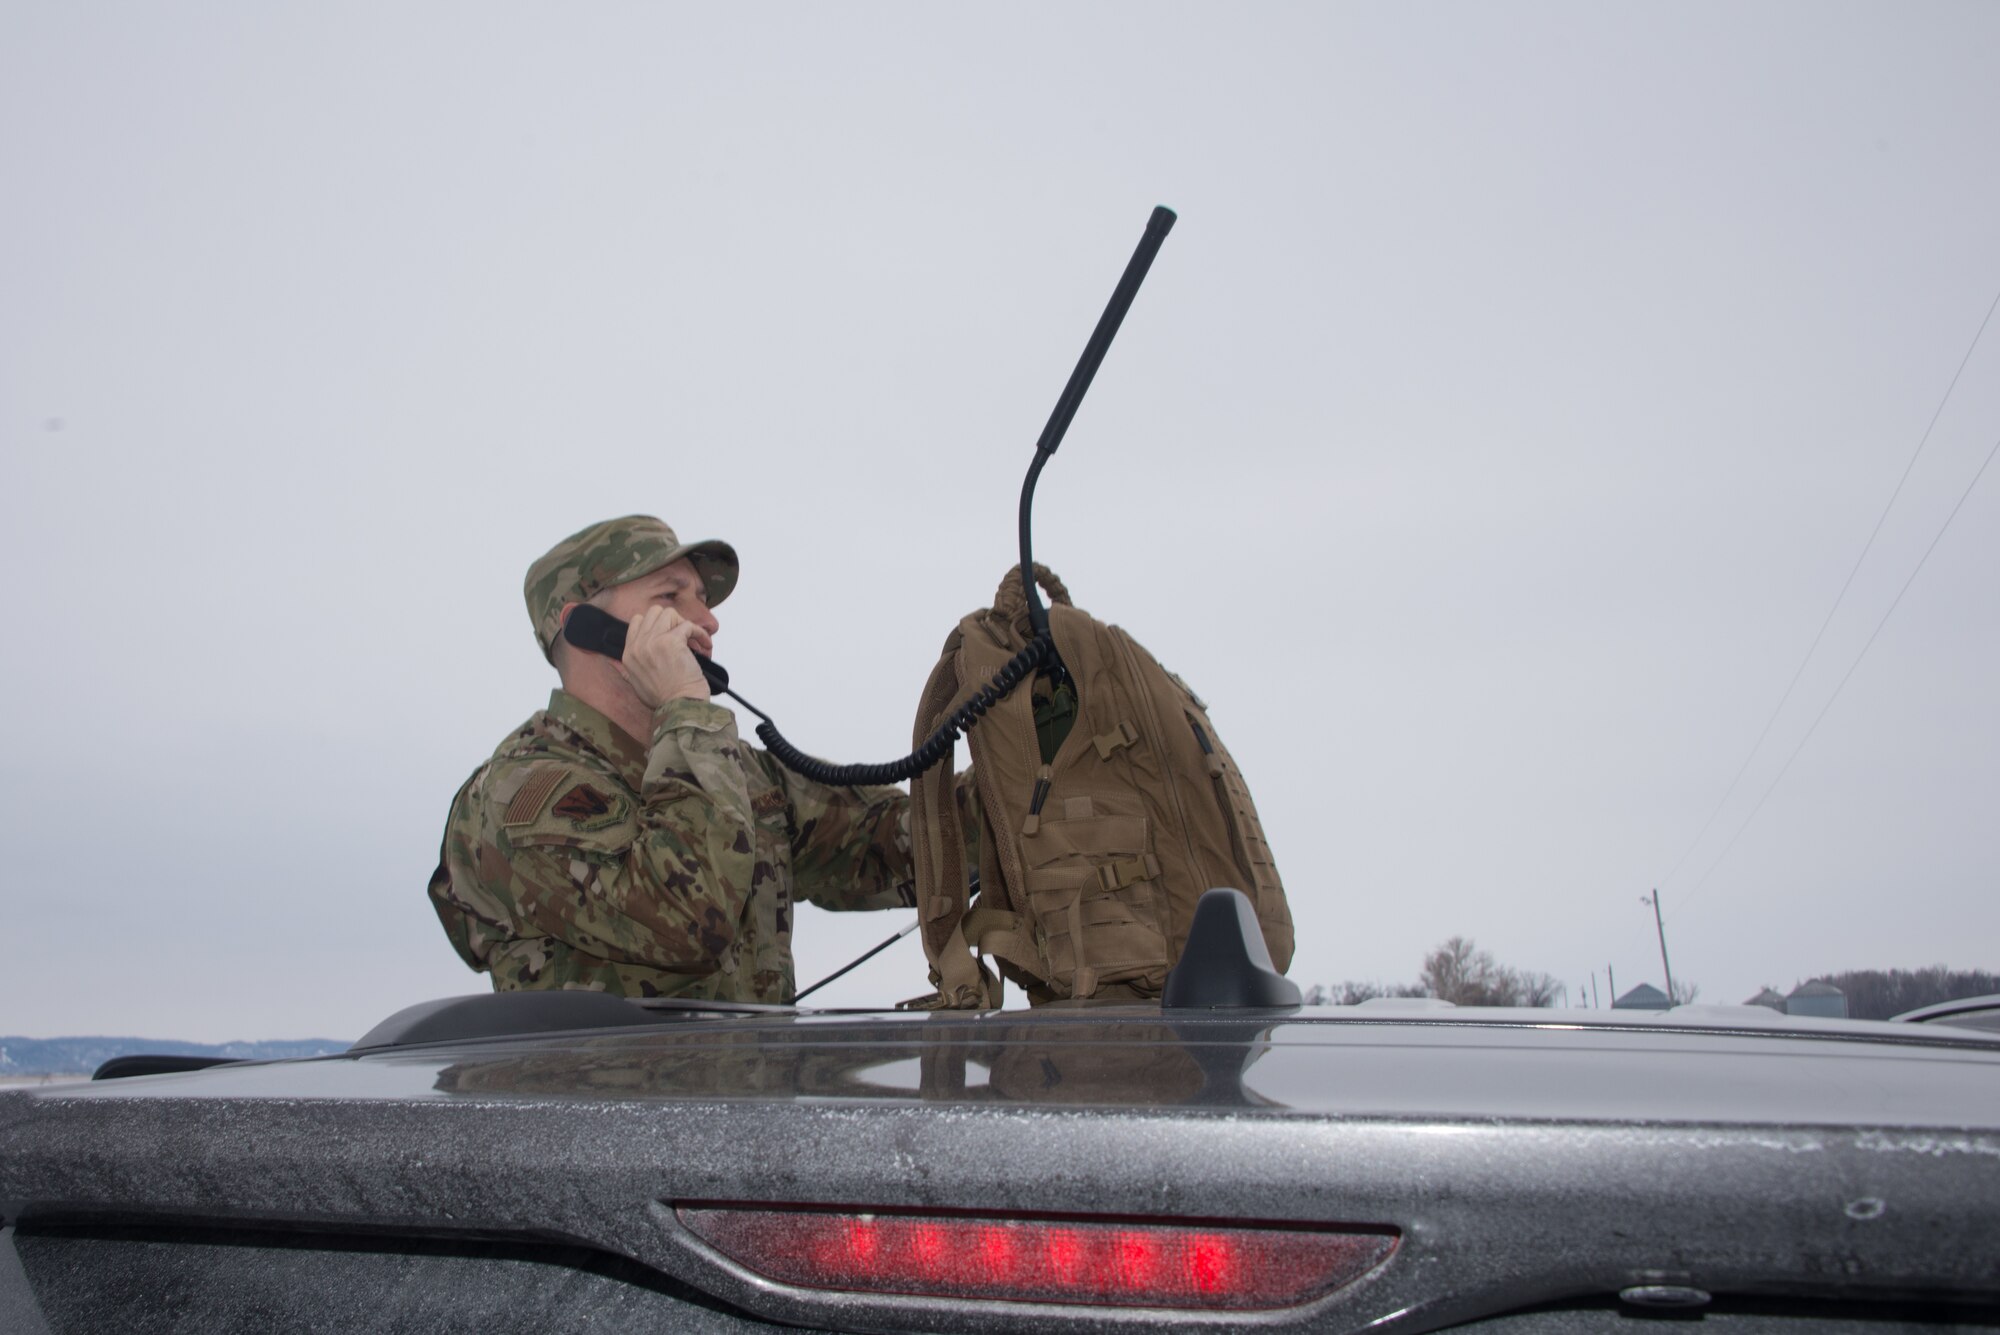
[620,605,714,708]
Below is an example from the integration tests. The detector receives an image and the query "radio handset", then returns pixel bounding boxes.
[560,603,731,696]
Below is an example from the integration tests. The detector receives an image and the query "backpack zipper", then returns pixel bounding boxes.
[1188,709,1257,879]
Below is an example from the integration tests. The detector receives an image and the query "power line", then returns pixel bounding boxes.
[1673,426,2000,918]
[1655,285,2000,891]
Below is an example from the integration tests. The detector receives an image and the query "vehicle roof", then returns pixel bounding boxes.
[35,1002,2000,1133]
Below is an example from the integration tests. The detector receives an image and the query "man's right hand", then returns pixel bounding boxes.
[620,606,713,708]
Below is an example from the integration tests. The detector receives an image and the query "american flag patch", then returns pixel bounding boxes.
[503,766,568,826]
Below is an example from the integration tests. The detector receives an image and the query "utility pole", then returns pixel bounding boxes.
[1643,888,1678,1003]
[1608,964,1617,1007]
[1590,972,1600,1009]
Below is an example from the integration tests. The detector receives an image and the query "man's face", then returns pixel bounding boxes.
[598,557,720,649]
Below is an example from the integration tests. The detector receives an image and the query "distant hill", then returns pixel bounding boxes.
[1,1036,349,1076]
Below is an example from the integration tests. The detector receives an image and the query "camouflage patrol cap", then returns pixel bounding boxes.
[525,515,739,660]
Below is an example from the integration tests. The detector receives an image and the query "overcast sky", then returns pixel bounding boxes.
[3,3,1996,1042]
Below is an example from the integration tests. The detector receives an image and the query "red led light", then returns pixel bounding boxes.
[847,1217,878,1264]
[1045,1224,1084,1285]
[678,1205,1396,1310]
[1189,1234,1233,1293]
[1115,1229,1163,1289]
[973,1222,1017,1280]
[910,1221,948,1280]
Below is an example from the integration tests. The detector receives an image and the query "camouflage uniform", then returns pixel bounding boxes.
[427,515,920,1003]
[429,690,917,1001]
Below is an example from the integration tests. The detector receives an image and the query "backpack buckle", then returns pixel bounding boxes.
[1097,853,1161,892]
[1092,721,1141,761]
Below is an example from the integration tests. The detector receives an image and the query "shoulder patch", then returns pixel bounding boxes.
[503,766,570,826]
[553,783,614,822]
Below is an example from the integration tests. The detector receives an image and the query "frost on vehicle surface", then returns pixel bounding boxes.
[4,993,2000,1334]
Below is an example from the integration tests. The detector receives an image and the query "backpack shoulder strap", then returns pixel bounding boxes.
[909,625,998,1009]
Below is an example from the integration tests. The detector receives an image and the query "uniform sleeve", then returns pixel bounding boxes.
[474,699,762,976]
[762,756,981,913]
[779,768,915,913]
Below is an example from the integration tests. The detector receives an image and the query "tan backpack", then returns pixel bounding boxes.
[910,566,1292,1008]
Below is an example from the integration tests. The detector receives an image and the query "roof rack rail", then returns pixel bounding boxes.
[351,991,658,1051]
[349,991,798,1052]
[93,1054,246,1081]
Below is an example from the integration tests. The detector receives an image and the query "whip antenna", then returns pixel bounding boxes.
[752,205,1178,786]
[1019,205,1176,639]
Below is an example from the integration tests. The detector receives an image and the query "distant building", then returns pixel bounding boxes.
[1786,981,1848,1019]
[1744,988,1787,1012]
[1613,982,1672,1011]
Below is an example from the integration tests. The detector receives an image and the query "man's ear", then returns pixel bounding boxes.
[551,602,581,675]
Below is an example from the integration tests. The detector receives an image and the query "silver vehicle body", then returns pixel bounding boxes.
[4,995,1999,1333]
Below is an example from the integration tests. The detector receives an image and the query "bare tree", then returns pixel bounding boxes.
[1300,980,1427,1006]
[1517,971,1564,1007]
[1482,970,1526,1007]
[1308,938,1564,1009]
[1418,937,1564,1007]
[1420,936,1491,1005]
[1669,979,1701,1005]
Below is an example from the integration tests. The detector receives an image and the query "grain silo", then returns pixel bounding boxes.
[1786,981,1848,1018]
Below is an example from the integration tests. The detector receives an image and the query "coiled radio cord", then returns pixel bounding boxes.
[719,635,1054,788]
